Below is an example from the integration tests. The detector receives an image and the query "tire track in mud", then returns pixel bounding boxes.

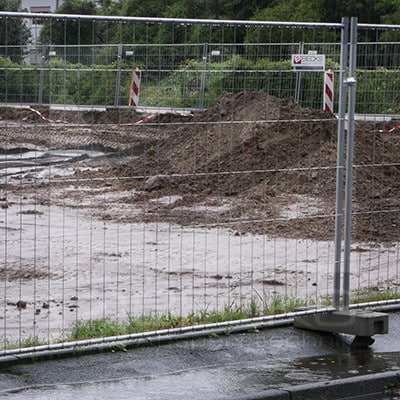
[0,123,163,153]
[0,122,165,182]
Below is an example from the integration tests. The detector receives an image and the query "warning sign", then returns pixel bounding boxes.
[291,54,325,71]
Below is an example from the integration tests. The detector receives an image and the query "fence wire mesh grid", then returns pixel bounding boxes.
[1,14,400,351]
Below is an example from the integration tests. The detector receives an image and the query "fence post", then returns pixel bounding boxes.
[294,42,304,103]
[38,45,46,105]
[199,42,208,110]
[114,43,123,107]
[342,17,358,310]
[333,17,349,310]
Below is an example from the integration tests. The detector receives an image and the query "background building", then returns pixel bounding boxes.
[20,0,64,63]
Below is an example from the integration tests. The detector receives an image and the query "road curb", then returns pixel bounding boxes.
[228,370,400,400]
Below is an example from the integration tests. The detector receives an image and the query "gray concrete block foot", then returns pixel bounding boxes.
[294,310,388,347]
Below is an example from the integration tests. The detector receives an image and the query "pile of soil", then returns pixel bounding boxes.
[353,121,400,242]
[107,91,340,239]
[2,91,400,242]
[106,91,400,242]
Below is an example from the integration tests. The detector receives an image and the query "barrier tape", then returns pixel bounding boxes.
[136,111,193,125]
[136,113,158,124]
[29,107,68,123]
[379,125,400,133]
[27,106,192,126]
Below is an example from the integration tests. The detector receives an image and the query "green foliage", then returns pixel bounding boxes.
[69,318,129,340]
[8,0,400,47]
[39,0,99,45]
[207,55,293,100]
[0,52,399,114]
[351,287,400,304]
[248,7,338,45]
[9,0,398,51]
[163,0,208,19]
[318,0,390,23]
[254,0,322,23]
[5,335,45,350]
[139,55,339,109]
[356,67,400,114]
[0,56,39,102]
[0,0,31,62]
[61,64,117,105]
[65,294,307,342]
[5,288,400,346]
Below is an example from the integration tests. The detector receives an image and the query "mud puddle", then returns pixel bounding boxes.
[294,349,400,381]
[0,145,114,178]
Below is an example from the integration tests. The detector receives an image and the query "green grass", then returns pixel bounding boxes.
[65,294,308,342]
[350,287,400,304]
[3,288,400,349]
[4,335,46,351]
[48,288,400,342]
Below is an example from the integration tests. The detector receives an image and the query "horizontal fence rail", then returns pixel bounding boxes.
[0,13,400,354]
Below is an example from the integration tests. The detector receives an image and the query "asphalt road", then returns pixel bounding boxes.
[0,311,400,399]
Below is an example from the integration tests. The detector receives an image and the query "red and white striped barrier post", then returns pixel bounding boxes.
[323,70,334,113]
[129,69,141,108]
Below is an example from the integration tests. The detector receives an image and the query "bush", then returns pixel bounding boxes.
[0,54,399,113]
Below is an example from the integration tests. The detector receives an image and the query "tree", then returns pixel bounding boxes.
[0,0,31,62]
[253,0,322,23]
[318,0,387,23]
[247,0,332,46]
[39,0,99,45]
[219,0,273,20]
[378,0,400,24]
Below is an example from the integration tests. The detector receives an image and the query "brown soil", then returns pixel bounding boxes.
[2,91,399,242]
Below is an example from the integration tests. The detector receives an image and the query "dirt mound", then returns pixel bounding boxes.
[205,90,321,121]
[3,91,398,242]
[113,91,337,183]
[353,121,400,242]
[105,91,340,239]
[104,91,400,242]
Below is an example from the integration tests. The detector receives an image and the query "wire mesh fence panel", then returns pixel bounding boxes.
[346,24,400,306]
[1,13,398,352]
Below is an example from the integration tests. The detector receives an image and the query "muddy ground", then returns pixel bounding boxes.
[2,92,399,241]
[1,91,399,342]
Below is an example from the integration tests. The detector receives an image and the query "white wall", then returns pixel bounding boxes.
[19,0,64,63]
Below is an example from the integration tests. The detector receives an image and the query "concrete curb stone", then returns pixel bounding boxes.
[227,370,400,400]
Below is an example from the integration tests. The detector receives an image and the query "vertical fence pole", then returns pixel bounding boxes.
[114,43,123,107]
[294,42,304,103]
[342,17,358,310]
[199,42,208,110]
[39,45,46,105]
[333,17,349,310]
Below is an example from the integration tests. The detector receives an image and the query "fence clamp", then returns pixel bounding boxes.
[344,76,356,86]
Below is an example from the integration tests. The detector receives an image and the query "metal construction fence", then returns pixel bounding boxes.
[3,39,400,112]
[1,13,400,353]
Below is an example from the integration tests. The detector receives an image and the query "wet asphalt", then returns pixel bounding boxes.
[0,311,400,399]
